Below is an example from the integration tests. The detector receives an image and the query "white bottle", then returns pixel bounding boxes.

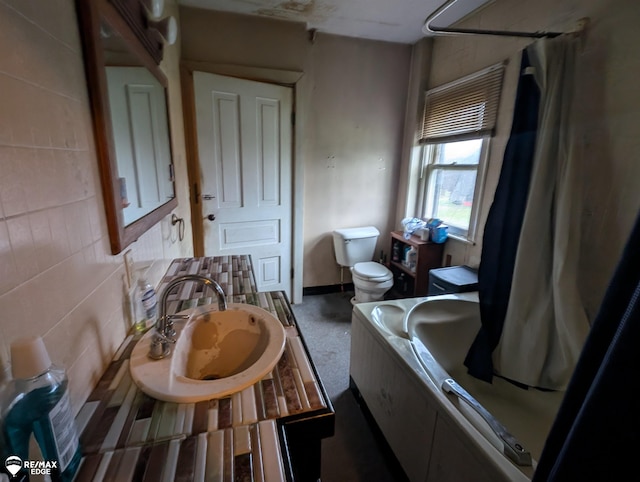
[135,275,158,333]
[402,245,411,267]
[407,246,418,272]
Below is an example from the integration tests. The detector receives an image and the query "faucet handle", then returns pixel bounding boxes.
[148,332,176,360]
[167,314,190,321]
[148,338,170,359]
[164,319,177,339]
[163,313,190,339]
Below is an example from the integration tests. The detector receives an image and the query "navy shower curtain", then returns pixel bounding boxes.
[533,210,640,480]
[464,50,540,383]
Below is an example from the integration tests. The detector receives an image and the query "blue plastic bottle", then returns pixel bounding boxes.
[1,337,81,481]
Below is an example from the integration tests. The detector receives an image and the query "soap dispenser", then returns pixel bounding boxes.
[1,337,81,481]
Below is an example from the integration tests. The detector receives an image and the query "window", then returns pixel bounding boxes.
[418,138,489,239]
[415,63,504,240]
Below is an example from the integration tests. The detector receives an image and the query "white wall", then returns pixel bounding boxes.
[180,8,412,288]
[303,33,411,286]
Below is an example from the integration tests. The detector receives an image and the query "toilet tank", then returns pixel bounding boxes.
[332,226,380,267]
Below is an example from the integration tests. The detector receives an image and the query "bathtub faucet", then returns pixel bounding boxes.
[442,378,532,466]
[148,274,227,360]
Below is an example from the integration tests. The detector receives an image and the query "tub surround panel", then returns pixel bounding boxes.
[428,416,500,482]
[350,298,533,481]
[350,316,436,482]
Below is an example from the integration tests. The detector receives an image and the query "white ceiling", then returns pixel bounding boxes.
[178,0,492,44]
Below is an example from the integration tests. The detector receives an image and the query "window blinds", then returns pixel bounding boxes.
[420,63,505,144]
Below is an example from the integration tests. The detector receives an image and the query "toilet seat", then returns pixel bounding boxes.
[353,262,393,281]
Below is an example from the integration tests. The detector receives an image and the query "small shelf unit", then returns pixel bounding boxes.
[389,230,445,298]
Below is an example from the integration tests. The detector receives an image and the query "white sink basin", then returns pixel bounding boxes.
[129,303,287,403]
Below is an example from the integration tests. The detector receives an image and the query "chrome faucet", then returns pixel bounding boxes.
[148,274,227,360]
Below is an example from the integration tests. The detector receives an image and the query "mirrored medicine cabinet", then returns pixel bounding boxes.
[76,0,177,254]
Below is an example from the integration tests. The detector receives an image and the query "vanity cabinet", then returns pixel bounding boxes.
[74,256,334,482]
[389,230,444,297]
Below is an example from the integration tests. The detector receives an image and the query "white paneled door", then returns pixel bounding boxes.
[193,72,293,297]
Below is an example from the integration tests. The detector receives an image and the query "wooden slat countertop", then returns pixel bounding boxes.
[72,256,330,482]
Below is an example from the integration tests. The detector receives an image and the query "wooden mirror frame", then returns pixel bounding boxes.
[76,0,177,254]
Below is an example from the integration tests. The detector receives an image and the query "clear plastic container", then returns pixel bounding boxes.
[407,246,418,272]
[1,337,81,481]
[135,275,158,333]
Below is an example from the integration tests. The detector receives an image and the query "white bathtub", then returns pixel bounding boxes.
[349,293,564,482]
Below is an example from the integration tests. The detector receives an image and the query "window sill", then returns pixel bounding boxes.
[446,233,476,245]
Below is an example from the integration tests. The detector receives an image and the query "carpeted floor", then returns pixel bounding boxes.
[291,291,405,482]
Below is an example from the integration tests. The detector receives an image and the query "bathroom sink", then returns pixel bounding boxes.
[129,303,287,403]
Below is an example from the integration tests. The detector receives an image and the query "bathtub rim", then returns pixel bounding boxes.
[352,294,533,482]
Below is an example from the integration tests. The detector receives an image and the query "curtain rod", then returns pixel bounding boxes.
[423,0,564,38]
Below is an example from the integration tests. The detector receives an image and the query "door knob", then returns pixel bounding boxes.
[206,214,216,221]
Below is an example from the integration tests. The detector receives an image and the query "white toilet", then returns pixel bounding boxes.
[332,226,394,304]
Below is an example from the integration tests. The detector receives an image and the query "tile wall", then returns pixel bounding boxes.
[0,0,191,413]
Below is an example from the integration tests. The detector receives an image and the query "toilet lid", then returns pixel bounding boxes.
[353,262,392,281]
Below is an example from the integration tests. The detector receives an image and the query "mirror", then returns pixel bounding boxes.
[77,0,177,254]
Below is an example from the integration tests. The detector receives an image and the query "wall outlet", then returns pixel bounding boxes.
[123,249,135,290]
